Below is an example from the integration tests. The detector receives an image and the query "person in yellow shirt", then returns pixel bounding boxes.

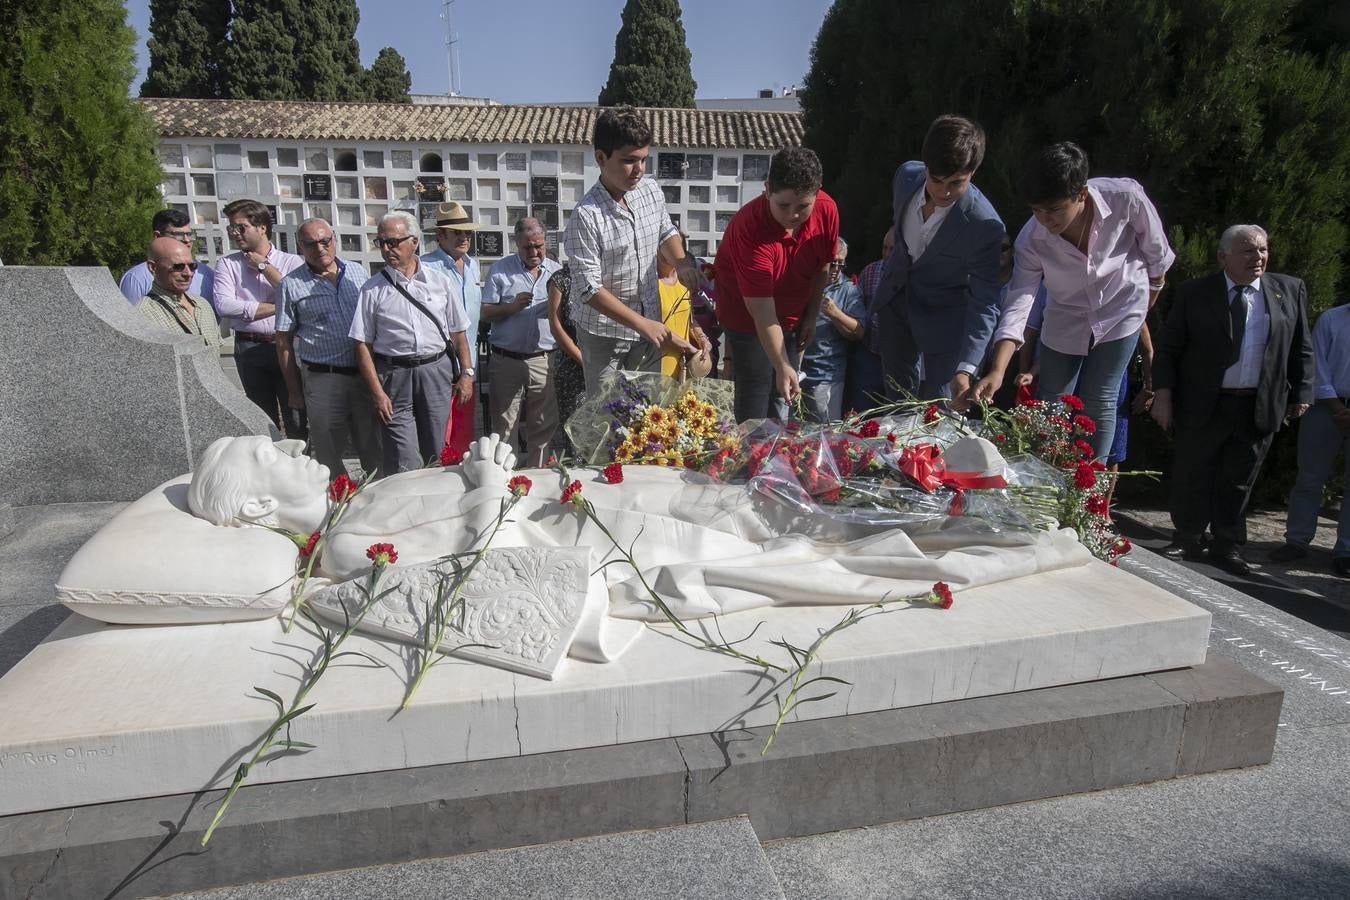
[656,255,711,378]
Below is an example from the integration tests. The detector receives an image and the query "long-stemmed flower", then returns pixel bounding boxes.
[200,543,398,845]
[279,469,377,632]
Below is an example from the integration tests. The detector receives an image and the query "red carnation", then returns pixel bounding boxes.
[560,480,584,507]
[546,454,558,467]
[924,403,941,423]
[860,419,881,438]
[993,433,1007,443]
[328,473,358,503]
[886,432,899,445]
[1086,494,1110,516]
[439,443,458,466]
[1072,414,1097,435]
[602,462,624,484]
[1074,462,1098,490]
[930,581,955,609]
[508,475,532,497]
[1074,438,1095,458]
[1060,394,1085,411]
[298,530,321,558]
[365,542,398,567]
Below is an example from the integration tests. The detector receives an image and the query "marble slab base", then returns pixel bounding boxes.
[0,559,1210,816]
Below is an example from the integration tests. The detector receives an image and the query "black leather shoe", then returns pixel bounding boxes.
[1333,557,1350,578]
[1161,539,1205,561]
[1210,545,1252,577]
[1268,543,1309,563]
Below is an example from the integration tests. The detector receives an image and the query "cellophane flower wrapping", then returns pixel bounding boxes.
[565,370,738,466]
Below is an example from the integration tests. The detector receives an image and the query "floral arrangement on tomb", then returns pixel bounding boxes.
[565,371,737,466]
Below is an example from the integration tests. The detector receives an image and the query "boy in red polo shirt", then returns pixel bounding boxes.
[716,147,839,422]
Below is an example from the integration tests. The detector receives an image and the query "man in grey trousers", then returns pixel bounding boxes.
[351,211,475,474]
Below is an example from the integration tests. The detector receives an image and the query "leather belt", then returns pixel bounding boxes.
[233,331,274,345]
[492,347,551,360]
[303,361,359,376]
[1218,388,1258,397]
[374,350,446,369]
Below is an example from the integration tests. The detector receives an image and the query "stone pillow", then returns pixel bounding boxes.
[55,475,298,625]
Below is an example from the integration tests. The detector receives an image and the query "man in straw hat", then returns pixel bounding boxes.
[422,201,484,461]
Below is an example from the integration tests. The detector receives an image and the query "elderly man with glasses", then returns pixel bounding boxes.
[350,210,475,474]
[276,218,381,479]
[213,198,306,438]
[118,208,215,306]
[136,236,220,349]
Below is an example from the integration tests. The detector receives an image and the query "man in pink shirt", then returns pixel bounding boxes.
[973,142,1174,459]
[213,199,305,438]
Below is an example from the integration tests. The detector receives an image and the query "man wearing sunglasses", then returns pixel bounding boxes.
[118,209,215,306]
[136,237,220,349]
[214,199,306,439]
[276,218,381,479]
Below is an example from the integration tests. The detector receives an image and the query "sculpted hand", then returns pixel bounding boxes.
[462,434,516,491]
[1150,389,1173,432]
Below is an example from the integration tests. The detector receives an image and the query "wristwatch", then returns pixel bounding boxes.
[460,367,476,379]
[255,259,268,272]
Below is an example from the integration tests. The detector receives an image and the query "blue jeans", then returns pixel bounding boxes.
[727,328,797,422]
[1284,403,1350,558]
[1035,332,1138,460]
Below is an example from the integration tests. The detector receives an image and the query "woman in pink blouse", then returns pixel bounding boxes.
[973,142,1174,459]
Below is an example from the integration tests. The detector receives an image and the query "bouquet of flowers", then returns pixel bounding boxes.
[564,371,738,466]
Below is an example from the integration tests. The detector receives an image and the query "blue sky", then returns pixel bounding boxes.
[122,0,834,102]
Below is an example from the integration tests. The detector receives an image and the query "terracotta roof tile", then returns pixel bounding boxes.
[136,99,802,151]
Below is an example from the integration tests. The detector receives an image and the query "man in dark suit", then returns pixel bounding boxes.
[873,114,1004,402]
[1151,224,1313,576]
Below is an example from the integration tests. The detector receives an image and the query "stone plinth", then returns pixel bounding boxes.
[0,558,1210,816]
[0,267,273,507]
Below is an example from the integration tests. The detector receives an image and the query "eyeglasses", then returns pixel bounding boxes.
[162,261,199,273]
[829,261,846,268]
[375,235,416,250]
[225,223,250,234]
[299,236,335,250]
[160,229,194,243]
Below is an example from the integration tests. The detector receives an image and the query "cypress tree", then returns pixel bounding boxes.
[224,0,370,101]
[801,0,1350,312]
[365,47,413,103]
[598,0,697,108]
[0,0,162,267]
[141,0,230,98]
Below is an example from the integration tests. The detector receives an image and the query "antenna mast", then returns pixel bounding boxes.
[441,0,463,97]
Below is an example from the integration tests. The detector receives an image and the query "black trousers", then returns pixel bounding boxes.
[1169,394,1274,548]
[235,340,307,440]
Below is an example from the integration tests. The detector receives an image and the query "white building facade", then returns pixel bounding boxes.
[137,99,804,270]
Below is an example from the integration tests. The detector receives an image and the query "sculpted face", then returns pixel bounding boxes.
[191,436,331,534]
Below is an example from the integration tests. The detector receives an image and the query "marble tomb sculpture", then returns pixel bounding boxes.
[54,433,1092,678]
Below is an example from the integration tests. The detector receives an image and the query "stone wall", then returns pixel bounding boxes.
[0,267,273,506]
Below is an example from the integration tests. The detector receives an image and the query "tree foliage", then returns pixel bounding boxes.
[224,0,369,101]
[365,47,412,103]
[802,0,1350,313]
[599,0,697,108]
[0,0,162,267]
[141,0,229,98]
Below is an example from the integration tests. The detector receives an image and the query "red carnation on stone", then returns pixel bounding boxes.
[924,403,941,423]
[859,419,881,438]
[298,530,321,558]
[508,475,532,497]
[328,473,358,503]
[439,443,458,466]
[1074,462,1098,490]
[1072,414,1097,435]
[365,542,398,567]
[930,581,955,609]
[1060,394,1085,411]
[560,480,584,507]
[602,463,624,484]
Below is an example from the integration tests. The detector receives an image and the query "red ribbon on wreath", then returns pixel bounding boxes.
[898,443,1009,515]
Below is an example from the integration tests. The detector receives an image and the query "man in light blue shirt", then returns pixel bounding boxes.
[119,208,215,305]
[422,203,485,463]
[276,218,380,478]
[801,238,864,422]
[482,218,562,467]
[1272,301,1350,575]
